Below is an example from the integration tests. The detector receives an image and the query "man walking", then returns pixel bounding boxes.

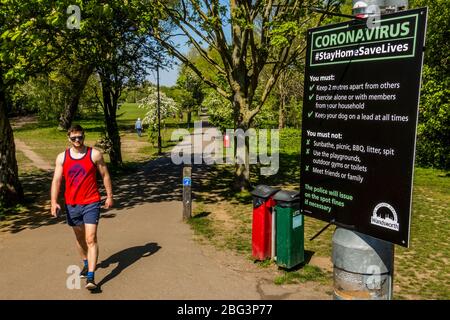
[51,125,114,291]
[135,117,143,137]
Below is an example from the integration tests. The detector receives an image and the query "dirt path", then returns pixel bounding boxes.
[10,115,53,171]
[14,138,54,171]
[0,118,331,299]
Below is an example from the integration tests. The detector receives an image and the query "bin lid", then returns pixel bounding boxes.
[273,190,300,202]
[250,185,280,198]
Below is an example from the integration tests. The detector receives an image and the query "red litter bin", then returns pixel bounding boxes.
[223,134,231,148]
[251,185,279,260]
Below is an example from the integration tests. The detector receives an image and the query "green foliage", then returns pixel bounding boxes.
[270,21,302,47]
[411,0,450,74]
[202,89,233,131]
[416,66,450,169]
[78,74,102,117]
[251,101,279,128]
[0,1,66,87]
[410,0,450,169]
[321,0,353,25]
[122,85,152,104]
[10,75,66,120]
[204,88,293,130]
[260,67,305,129]
[176,64,205,112]
[8,70,101,120]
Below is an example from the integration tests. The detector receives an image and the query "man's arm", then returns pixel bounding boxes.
[93,149,114,209]
[50,153,64,217]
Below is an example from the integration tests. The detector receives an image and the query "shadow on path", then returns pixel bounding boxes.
[111,155,183,211]
[1,154,183,233]
[91,242,161,293]
[0,171,60,234]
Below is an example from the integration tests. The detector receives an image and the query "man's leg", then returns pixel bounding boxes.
[72,225,88,261]
[67,205,88,277]
[85,223,98,274]
[82,201,101,290]
[84,223,99,290]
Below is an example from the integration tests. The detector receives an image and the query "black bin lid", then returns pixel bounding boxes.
[250,185,280,199]
[273,190,300,202]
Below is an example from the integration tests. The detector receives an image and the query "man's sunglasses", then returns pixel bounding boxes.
[69,135,84,142]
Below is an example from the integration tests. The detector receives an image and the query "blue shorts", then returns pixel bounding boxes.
[65,201,101,227]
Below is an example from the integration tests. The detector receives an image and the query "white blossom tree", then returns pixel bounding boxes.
[138,86,180,145]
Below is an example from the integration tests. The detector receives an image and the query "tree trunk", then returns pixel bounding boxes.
[58,65,93,130]
[232,92,252,191]
[233,140,251,191]
[0,83,24,208]
[187,111,191,125]
[278,98,286,130]
[278,72,286,129]
[101,81,122,167]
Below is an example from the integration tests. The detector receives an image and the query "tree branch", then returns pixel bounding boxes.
[162,3,226,76]
[93,74,105,110]
[210,1,233,74]
[153,32,230,100]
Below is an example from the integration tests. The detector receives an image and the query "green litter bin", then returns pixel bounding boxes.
[274,190,304,269]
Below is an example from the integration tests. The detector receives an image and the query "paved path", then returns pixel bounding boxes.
[0,119,331,299]
[0,201,258,299]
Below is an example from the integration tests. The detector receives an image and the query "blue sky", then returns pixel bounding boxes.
[147,34,188,87]
[159,63,180,87]
[147,61,181,87]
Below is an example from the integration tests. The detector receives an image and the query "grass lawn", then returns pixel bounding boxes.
[189,128,450,299]
[13,103,199,169]
[394,167,450,299]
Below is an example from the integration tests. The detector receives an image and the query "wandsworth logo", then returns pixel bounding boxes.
[370,202,399,231]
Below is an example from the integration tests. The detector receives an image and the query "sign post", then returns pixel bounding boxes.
[183,165,192,220]
[300,8,427,299]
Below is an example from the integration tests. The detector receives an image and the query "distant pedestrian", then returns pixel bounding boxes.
[135,118,143,137]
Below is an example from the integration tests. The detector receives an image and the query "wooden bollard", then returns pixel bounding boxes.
[182,165,192,220]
